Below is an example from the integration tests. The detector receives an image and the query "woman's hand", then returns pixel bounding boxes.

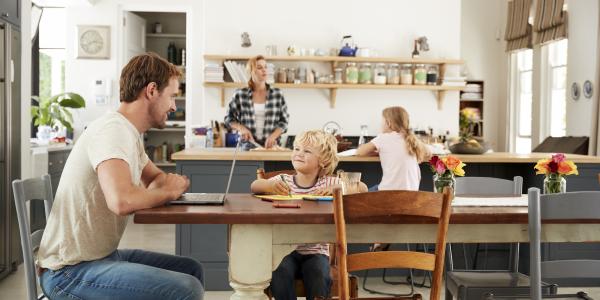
[265,135,278,149]
[237,125,254,142]
[269,180,290,195]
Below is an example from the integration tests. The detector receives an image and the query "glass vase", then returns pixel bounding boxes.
[543,174,566,194]
[433,173,456,195]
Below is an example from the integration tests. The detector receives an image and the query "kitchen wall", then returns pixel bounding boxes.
[460,0,509,151]
[64,0,462,144]
[565,0,599,153]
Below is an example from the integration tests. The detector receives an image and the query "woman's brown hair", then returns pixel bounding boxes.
[246,55,266,91]
[119,52,181,103]
[382,106,431,162]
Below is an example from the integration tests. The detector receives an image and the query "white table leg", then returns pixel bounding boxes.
[229,224,272,300]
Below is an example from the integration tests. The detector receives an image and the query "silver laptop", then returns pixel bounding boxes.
[169,137,241,205]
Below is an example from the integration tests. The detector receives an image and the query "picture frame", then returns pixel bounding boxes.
[571,82,580,101]
[76,25,110,59]
[584,80,593,99]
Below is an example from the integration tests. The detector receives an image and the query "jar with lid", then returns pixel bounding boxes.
[297,67,307,83]
[400,64,413,85]
[386,63,400,84]
[426,65,438,85]
[358,63,372,84]
[345,62,358,84]
[373,63,387,85]
[286,68,296,84]
[276,67,287,83]
[334,67,343,84]
[413,64,427,85]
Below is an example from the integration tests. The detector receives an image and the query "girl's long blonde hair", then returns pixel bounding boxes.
[246,55,265,91]
[382,106,431,162]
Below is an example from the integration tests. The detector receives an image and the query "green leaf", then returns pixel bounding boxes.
[61,107,73,124]
[59,93,86,108]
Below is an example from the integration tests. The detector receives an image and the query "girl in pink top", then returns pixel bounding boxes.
[356,106,430,191]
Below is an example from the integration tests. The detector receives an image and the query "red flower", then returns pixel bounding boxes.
[548,161,558,173]
[429,155,440,166]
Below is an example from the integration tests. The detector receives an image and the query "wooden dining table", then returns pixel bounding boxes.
[134,194,600,300]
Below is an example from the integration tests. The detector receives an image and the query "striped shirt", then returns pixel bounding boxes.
[269,174,341,256]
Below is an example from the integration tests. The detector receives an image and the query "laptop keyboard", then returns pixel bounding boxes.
[180,193,224,201]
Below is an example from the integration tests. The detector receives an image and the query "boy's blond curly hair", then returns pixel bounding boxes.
[293,130,339,176]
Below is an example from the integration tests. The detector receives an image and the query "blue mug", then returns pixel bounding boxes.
[225,133,240,147]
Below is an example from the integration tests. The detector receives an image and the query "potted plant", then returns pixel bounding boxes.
[31,92,86,143]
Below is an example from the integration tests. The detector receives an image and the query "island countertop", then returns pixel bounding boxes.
[171,149,600,164]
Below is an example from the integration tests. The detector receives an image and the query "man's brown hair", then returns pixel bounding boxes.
[119,52,181,103]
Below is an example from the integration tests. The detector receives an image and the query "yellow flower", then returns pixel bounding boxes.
[452,162,466,176]
[534,159,551,175]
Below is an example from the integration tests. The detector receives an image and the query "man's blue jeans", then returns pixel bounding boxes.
[40,249,204,300]
[271,250,331,300]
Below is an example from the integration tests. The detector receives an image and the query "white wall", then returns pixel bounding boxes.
[565,0,599,141]
[460,0,508,151]
[64,0,462,141]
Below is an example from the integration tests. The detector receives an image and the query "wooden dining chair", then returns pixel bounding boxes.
[257,168,359,299]
[333,187,453,300]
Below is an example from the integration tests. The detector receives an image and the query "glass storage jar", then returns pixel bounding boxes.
[400,64,413,85]
[373,63,387,85]
[426,65,439,85]
[334,67,343,84]
[386,63,400,84]
[286,68,296,83]
[413,64,427,85]
[345,62,359,84]
[276,67,287,83]
[358,63,373,84]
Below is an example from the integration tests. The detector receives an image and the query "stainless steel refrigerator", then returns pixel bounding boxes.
[0,20,22,281]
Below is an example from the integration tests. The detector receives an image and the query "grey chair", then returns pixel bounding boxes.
[446,176,556,300]
[485,189,600,300]
[12,174,54,300]
[528,188,599,299]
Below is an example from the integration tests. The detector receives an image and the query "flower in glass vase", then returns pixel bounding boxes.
[534,153,578,194]
[429,155,466,194]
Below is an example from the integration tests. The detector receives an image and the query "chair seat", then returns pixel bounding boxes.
[446,271,557,299]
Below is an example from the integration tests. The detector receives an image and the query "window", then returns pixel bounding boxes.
[511,49,533,154]
[545,39,568,137]
[38,7,66,100]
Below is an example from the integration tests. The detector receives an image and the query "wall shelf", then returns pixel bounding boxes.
[204,82,463,109]
[204,54,464,110]
[146,33,186,39]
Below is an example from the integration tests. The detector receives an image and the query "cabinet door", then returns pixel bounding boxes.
[0,0,20,27]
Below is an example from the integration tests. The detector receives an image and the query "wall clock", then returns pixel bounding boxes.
[77,25,110,59]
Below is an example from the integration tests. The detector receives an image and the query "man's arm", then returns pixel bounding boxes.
[141,159,165,188]
[98,159,189,216]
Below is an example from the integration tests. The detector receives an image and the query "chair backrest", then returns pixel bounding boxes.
[256,168,296,180]
[333,187,453,300]
[455,176,523,195]
[12,174,54,300]
[528,188,600,300]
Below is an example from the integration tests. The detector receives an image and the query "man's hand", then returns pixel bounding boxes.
[161,173,190,200]
[270,180,290,195]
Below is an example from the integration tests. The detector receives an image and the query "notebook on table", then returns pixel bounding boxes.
[169,137,241,205]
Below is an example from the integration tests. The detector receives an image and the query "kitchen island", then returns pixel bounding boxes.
[170,149,600,290]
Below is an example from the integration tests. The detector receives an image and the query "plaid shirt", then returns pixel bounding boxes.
[224,84,290,145]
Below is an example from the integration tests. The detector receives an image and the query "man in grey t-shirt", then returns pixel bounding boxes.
[38,53,204,299]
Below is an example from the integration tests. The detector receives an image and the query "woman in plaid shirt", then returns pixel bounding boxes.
[224,55,290,148]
